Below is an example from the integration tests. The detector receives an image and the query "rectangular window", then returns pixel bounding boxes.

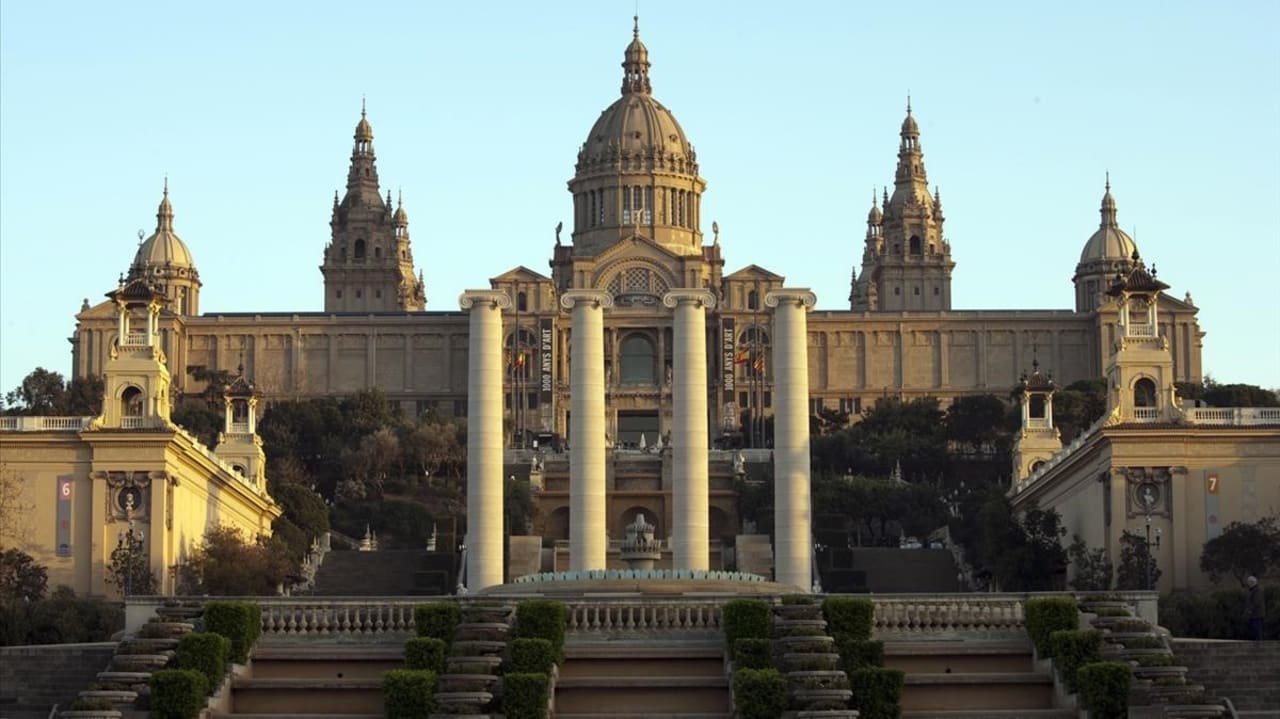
[739,391,749,407]
[527,392,539,409]
[763,392,772,408]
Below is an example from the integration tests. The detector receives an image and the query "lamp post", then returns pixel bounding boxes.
[1143,512,1162,591]
[116,521,144,598]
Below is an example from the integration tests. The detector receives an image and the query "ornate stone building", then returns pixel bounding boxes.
[67,21,1206,550]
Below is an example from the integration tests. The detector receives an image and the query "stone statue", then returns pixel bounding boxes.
[555,221,563,246]
[733,450,746,477]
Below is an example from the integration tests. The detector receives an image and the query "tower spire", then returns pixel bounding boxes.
[1100,173,1118,228]
[344,100,382,206]
[621,15,652,95]
[156,178,175,232]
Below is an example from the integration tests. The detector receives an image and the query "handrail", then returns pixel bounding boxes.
[1220,696,1240,719]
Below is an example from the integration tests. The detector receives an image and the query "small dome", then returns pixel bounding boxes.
[867,200,882,224]
[901,112,919,136]
[1079,180,1137,265]
[131,187,197,273]
[355,105,373,142]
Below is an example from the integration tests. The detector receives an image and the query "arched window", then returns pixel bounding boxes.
[121,386,144,417]
[374,246,381,259]
[1029,395,1046,419]
[620,334,657,385]
[354,239,366,260]
[1134,378,1157,408]
[747,290,759,310]
[909,235,923,255]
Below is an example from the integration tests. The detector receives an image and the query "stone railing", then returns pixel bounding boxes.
[1185,407,1280,426]
[0,415,95,432]
[1133,407,1160,421]
[124,590,1157,643]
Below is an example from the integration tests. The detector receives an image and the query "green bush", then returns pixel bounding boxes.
[502,672,550,719]
[175,632,230,695]
[732,667,786,719]
[512,600,568,663]
[732,637,773,669]
[383,669,437,719]
[1160,587,1280,640]
[822,596,874,642]
[404,637,447,673]
[509,638,556,674]
[848,667,905,719]
[414,602,461,641]
[722,598,772,645]
[1048,629,1102,693]
[1024,596,1077,656]
[149,669,209,719]
[837,638,885,672]
[203,601,261,664]
[1076,661,1130,719]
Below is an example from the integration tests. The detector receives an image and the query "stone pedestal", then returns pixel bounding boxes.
[561,290,613,571]
[766,289,817,590]
[663,289,715,570]
[460,290,511,591]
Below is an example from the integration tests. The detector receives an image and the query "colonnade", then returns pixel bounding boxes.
[459,287,815,592]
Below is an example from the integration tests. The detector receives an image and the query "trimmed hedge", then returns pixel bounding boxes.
[175,632,231,695]
[149,669,209,719]
[732,637,773,669]
[823,596,874,642]
[513,600,568,663]
[502,672,550,719]
[510,638,557,674]
[1048,629,1102,693]
[1025,596,1077,657]
[732,668,786,719]
[383,669,437,719]
[414,602,461,641]
[203,601,261,665]
[405,637,448,673]
[849,667,905,719]
[1160,587,1280,640]
[837,638,885,672]
[1077,661,1131,719]
[722,598,771,645]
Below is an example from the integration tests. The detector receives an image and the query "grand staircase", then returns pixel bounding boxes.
[554,640,732,719]
[211,644,399,719]
[307,550,454,596]
[890,641,1073,719]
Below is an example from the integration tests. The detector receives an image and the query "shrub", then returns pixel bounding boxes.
[404,637,447,673]
[502,672,550,719]
[175,632,230,695]
[1025,596,1077,656]
[823,596,874,642]
[383,669,437,719]
[732,637,773,669]
[773,624,825,637]
[1076,661,1130,719]
[1160,587,1280,640]
[414,602,461,641]
[732,668,786,719]
[203,601,261,664]
[509,638,556,674]
[1048,629,1102,693]
[722,598,771,645]
[149,669,209,719]
[849,667,905,719]
[512,600,568,662]
[837,638,885,672]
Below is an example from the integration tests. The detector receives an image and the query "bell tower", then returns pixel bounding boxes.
[100,278,172,429]
[1103,252,1180,424]
[321,103,426,311]
[1012,358,1063,483]
[213,368,267,490]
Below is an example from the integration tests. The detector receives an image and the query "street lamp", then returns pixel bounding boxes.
[1143,513,1162,591]
[116,521,144,597]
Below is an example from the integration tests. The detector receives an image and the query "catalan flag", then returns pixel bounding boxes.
[734,348,751,364]
[753,355,765,373]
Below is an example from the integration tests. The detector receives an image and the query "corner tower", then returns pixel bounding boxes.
[321,104,426,311]
[563,18,706,260]
[851,102,954,311]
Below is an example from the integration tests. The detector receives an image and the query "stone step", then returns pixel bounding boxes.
[554,681,731,716]
[556,714,731,719]
[902,711,1076,719]
[558,655,724,679]
[901,672,1055,712]
[884,639,1034,675]
[213,715,384,719]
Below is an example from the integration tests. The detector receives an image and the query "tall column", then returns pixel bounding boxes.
[766,289,817,591]
[459,290,511,591]
[561,290,614,571]
[663,289,715,570]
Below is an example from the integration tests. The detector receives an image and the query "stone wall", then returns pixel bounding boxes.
[0,642,116,715]
[1172,638,1280,711]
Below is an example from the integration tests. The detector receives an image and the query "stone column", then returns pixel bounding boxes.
[459,290,511,591]
[766,289,817,591]
[663,289,716,570]
[561,290,614,571]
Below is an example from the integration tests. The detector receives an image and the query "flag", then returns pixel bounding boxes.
[753,356,765,373]
[734,348,750,364]
[515,352,526,369]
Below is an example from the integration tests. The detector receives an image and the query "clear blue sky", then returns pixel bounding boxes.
[2,1,1277,395]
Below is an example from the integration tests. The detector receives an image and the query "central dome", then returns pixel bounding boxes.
[576,92,697,176]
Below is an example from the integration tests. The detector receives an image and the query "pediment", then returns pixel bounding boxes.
[77,299,118,320]
[589,236,683,307]
[724,264,785,282]
[490,265,551,285]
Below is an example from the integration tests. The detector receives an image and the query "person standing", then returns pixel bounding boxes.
[1245,576,1265,641]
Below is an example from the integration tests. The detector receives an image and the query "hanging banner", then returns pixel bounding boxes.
[56,477,72,557]
[721,317,736,403]
[539,317,554,404]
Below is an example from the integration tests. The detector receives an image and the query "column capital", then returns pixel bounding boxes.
[458,290,512,311]
[765,288,817,310]
[560,289,614,311]
[662,289,717,310]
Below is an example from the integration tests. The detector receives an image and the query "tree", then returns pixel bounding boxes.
[1051,378,1107,442]
[1067,535,1113,591]
[1116,530,1161,590]
[172,525,290,596]
[811,407,851,437]
[2,368,103,416]
[945,394,1009,448]
[0,549,48,603]
[504,477,538,536]
[1200,516,1280,585]
[974,490,1066,591]
[0,466,34,549]
[106,526,158,596]
[171,396,222,447]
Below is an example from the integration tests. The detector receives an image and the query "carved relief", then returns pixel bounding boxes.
[98,470,162,521]
[1122,466,1171,518]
